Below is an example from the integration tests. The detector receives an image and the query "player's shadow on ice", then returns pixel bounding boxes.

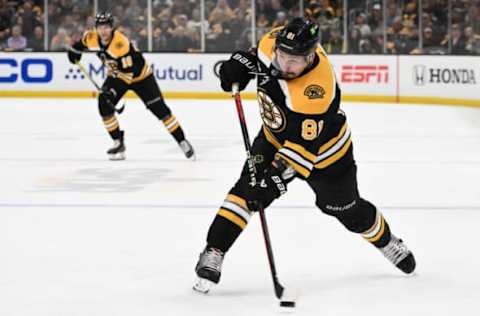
[32,167,207,193]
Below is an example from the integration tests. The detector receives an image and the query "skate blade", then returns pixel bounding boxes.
[108,152,126,161]
[193,277,215,294]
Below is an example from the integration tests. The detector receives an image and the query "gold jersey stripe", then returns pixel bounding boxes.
[276,153,311,178]
[283,140,317,163]
[365,217,385,242]
[263,126,282,149]
[226,194,249,211]
[218,208,247,229]
[315,138,352,169]
[318,122,348,154]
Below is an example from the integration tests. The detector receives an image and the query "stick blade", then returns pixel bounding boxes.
[278,287,299,310]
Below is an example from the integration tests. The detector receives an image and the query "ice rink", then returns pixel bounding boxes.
[1,97,480,316]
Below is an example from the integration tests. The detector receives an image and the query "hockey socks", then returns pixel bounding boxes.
[162,114,185,143]
[102,115,122,140]
[361,210,391,248]
[207,194,252,253]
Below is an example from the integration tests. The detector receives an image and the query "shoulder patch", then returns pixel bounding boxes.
[304,84,325,99]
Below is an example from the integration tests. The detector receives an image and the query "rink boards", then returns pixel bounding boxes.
[0,52,479,107]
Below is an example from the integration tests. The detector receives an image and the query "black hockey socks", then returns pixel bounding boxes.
[102,115,122,139]
[162,114,186,143]
[207,194,252,253]
[361,210,391,248]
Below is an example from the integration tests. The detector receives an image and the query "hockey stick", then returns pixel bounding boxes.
[231,83,296,308]
[75,62,125,114]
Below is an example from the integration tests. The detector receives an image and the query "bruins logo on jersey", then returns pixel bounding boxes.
[304,84,326,99]
[258,90,286,132]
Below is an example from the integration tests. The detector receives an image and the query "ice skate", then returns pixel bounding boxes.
[193,247,224,294]
[179,139,195,160]
[380,234,416,274]
[107,131,126,160]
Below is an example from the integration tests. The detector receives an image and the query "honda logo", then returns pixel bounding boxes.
[413,65,426,86]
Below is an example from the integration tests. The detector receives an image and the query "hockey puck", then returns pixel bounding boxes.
[279,300,296,308]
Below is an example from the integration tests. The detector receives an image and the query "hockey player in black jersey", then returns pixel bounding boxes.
[193,18,416,293]
[67,12,194,161]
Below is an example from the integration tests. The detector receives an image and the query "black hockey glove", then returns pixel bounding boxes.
[219,50,257,92]
[67,43,83,64]
[245,157,295,211]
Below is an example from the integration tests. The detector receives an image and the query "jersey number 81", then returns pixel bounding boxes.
[302,119,324,140]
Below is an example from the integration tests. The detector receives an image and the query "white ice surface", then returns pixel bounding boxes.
[1,98,479,316]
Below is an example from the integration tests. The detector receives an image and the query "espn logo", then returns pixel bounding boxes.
[341,65,389,83]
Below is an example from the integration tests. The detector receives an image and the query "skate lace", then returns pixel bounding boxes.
[200,248,224,271]
[381,236,409,265]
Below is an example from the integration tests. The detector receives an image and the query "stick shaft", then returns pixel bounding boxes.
[231,83,284,299]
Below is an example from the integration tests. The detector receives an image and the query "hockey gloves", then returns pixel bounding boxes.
[219,50,258,92]
[67,42,83,64]
[245,161,290,211]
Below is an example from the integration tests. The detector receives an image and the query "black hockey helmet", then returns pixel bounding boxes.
[275,17,320,56]
[95,12,114,27]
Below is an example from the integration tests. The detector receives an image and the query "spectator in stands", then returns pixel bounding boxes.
[170,25,196,52]
[305,0,334,21]
[442,23,467,54]
[0,1,13,49]
[422,26,440,48]
[464,26,480,55]
[394,27,417,54]
[272,11,288,28]
[17,1,39,37]
[187,8,207,41]
[153,26,172,51]
[325,26,344,53]
[30,25,45,51]
[367,2,383,32]
[347,26,361,54]
[209,0,235,26]
[50,27,71,51]
[206,22,231,52]
[355,12,372,39]
[5,25,27,51]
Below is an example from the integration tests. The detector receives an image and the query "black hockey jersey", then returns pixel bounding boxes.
[255,28,351,178]
[75,29,151,84]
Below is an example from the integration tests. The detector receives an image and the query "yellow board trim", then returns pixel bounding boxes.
[1,91,479,107]
[226,194,249,211]
[218,208,247,229]
[315,138,352,169]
